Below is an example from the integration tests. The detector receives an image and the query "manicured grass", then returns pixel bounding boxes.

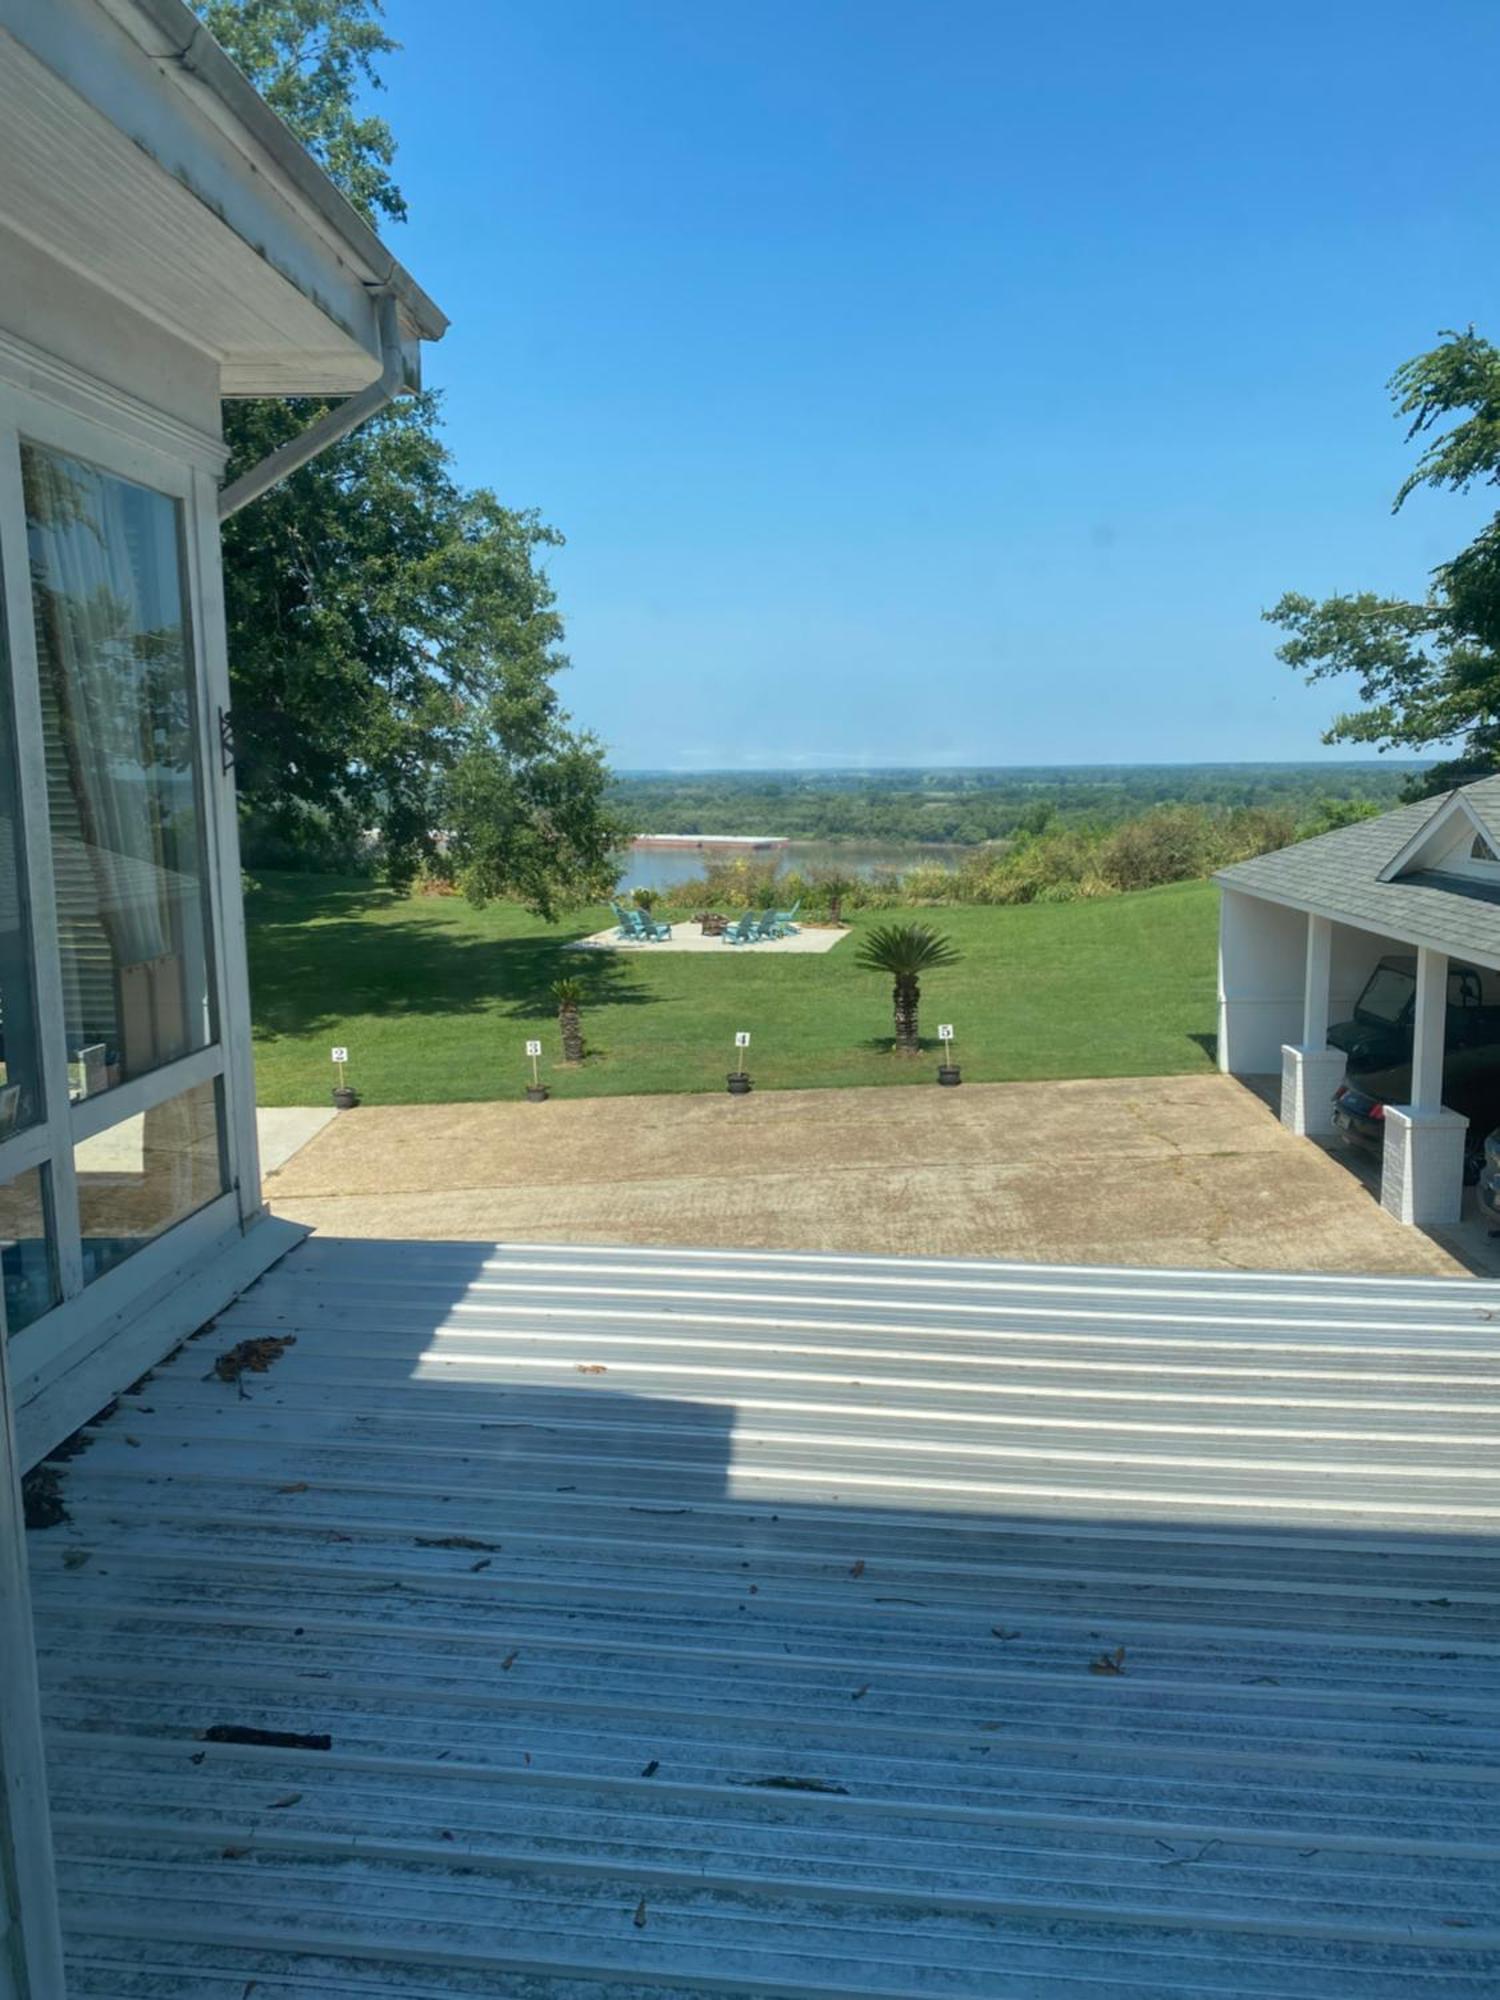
[245,874,1220,1105]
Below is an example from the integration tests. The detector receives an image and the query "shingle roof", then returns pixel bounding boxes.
[1215,774,1500,966]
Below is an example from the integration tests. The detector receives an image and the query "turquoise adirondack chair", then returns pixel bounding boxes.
[629,904,673,941]
[764,898,800,937]
[722,909,761,945]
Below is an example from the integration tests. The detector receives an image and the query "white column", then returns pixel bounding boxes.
[1381,947,1466,1225]
[1410,945,1447,1113]
[1280,913,1345,1136]
[1302,915,1332,1045]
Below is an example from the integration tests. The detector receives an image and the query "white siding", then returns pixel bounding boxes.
[1216,886,1307,1072]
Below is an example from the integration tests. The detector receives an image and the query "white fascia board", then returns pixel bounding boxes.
[105,0,446,344]
[0,0,444,390]
[1374,789,1486,882]
[1213,875,1500,974]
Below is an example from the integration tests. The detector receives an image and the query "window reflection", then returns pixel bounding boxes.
[0,549,42,1135]
[75,1079,225,1284]
[23,445,214,1100]
[0,1166,56,1334]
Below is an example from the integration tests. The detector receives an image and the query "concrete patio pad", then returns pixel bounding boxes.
[255,1104,336,1174]
[262,1072,1469,1276]
[570,922,848,953]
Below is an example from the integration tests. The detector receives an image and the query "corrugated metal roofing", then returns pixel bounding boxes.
[1216,774,1500,962]
[26,1236,1500,1996]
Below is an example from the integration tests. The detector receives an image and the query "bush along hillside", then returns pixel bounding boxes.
[655,798,1377,918]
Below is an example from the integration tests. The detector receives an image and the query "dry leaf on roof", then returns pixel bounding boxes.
[211,1335,296,1385]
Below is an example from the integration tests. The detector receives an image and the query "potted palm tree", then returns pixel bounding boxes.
[551,976,585,1063]
[854,922,961,1056]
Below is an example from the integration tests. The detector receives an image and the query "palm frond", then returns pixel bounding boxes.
[853,922,961,977]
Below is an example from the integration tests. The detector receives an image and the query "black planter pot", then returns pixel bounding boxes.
[726,1072,752,1095]
[331,1085,360,1111]
[937,1064,962,1087]
[525,1083,550,1103]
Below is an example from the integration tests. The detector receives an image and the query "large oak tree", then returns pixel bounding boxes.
[197,0,624,914]
[1269,328,1500,797]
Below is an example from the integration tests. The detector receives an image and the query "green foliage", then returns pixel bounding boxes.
[610,762,1416,847]
[196,0,404,224]
[631,887,660,911]
[810,868,858,923]
[1269,327,1500,793]
[197,0,623,916]
[853,922,962,979]
[1296,795,1383,838]
[220,392,623,913]
[1095,804,1294,894]
[650,799,1312,918]
[550,973,585,1062]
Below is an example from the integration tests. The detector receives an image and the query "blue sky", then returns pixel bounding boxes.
[381,0,1500,770]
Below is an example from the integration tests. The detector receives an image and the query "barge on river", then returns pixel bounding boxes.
[631,833,789,853]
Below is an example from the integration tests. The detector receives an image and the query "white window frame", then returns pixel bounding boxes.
[0,342,262,1419]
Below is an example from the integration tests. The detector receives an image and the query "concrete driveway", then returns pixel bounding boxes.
[263,1073,1467,1276]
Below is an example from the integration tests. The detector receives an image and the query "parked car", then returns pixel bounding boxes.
[1328,955,1500,1182]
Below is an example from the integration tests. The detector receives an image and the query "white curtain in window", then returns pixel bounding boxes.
[26,452,172,967]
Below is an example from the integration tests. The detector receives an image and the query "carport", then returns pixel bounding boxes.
[1217,777,1500,1225]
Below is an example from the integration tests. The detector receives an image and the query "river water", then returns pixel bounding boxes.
[615,840,976,896]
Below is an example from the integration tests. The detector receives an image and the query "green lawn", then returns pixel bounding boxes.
[245,873,1220,1105]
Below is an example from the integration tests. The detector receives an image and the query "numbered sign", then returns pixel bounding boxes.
[937,1025,954,1043]
[734,1031,751,1048]
[331,1045,349,1064]
[525,1040,543,1058]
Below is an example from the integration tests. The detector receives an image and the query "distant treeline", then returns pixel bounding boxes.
[652,798,1381,914]
[607,762,1424,846]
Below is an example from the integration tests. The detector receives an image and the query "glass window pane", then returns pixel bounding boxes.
[0,1165,57,1334]
[75,1078,225,1285]
[0,546,43,1136]
[23,444,215,1103]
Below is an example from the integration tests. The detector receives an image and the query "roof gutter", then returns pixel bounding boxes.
[217,291,405,520]
[111,0,447,343]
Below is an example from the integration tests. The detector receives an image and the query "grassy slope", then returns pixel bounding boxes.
[246,874,1220,1106]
